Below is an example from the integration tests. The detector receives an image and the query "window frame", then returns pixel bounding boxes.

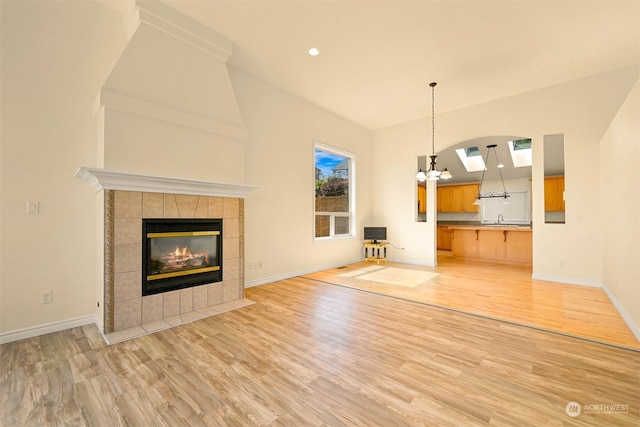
[313,142,356,241]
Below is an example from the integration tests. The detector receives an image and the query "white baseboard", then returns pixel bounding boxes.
[531,274,602,288]
[0,315,98,345]
[602,284,640,343]
[244,259,361,288]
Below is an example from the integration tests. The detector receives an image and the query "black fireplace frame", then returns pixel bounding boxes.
[142,218,223,296]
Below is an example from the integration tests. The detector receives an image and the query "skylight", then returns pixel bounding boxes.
[508,139,532,167]
[456,146,486,172]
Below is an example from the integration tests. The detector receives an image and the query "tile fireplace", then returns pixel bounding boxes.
[75,167,257,341]
[142,218,223,296]
[106,190,243,334]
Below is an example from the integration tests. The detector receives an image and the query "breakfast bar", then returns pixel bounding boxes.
[448,225,532,266]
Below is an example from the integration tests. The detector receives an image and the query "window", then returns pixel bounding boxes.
[314,143,354,239]
[455,146,486,172]
[508,138,532,168]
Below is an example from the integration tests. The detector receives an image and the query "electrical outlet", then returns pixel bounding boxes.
[258,261,263,268]
[248,262,254,269]
[41,290,53,304]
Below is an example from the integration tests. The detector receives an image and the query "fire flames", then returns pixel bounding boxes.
[173,246,191,258]
[161,246,209,269]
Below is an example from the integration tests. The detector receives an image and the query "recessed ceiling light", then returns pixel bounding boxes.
[308,47,320,56]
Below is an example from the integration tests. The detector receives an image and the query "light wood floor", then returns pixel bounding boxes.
[1,278,639,426]
[304,252,640,350]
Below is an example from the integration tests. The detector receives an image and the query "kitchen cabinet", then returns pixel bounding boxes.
[451,228,479,258]
[437,186,452,212]
[462,185,480,213]
[505,231,533,263]
[478,229,506,260]
[449,226,532,266]
[417,184,426,213]
[437,226,452,251]
[437,184,479,213]
[544,176,565,211]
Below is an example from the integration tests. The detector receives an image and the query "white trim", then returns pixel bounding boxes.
[602,284,640,343]
[100,89,248,142]
[0,315,98,345]
[75,167,258,198]
[245,260,361,288]
[531,274,602,287]
[131,0,233,61]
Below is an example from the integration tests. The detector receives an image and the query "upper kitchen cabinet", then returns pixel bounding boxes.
[462,185,479,213]
[437,183,480,213]
[417,183,426,213]
[416,155,427,222]
[544,175,565,211]
[543,134,566,223]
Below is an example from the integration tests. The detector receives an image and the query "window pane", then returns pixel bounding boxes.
[315,194,349,213]
[334,216,350,235]
[315,215,330,238]
[315,149,350,212]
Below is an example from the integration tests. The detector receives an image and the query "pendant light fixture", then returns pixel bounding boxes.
[474,144,510,204]
[416,82,451,181]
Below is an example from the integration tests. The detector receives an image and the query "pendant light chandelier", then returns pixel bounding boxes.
[416,82,451,182]
[474,143,510,203]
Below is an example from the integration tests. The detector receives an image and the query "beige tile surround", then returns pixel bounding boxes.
[105,190,246,339]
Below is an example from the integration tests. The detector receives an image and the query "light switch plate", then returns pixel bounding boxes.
[26,201,39,214]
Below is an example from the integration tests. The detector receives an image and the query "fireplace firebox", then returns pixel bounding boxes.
[142,218,223,296]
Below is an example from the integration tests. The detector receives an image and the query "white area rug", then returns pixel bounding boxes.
[339,267,439,288]
[338,265,385,277]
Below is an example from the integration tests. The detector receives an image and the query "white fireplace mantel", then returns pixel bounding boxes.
[75,167,258,198]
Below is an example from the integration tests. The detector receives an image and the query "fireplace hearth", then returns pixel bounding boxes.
[143,219,222,296]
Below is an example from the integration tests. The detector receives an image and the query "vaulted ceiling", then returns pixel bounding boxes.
[163,0,639,131]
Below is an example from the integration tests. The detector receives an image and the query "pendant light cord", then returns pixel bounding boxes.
[430,82,436,156]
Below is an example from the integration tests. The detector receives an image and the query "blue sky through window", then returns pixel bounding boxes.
[315,149,346,179]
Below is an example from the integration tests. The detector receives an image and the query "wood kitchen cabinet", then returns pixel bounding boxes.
[449,226,532,266]
[451,228,479,257]
[478,229,506,260]
[544,176,565,211]
[417,184,426,213]
[505,231,533,263]
[437,186,451,212]
[461,184,480,213]
[437,226,452,251]
[437,184,479,213]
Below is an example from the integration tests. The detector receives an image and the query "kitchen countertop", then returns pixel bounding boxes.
[446,225,532,231]
[438,221,531,231]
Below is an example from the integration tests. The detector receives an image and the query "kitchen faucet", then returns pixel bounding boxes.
[498,214,504,225]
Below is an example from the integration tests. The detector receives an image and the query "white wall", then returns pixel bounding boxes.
[0,1,373,337]
[372,119,437,265]
[229,69,373,286]
[0,1,128,334]
[372,66,639,281]
[600,79,640,337]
